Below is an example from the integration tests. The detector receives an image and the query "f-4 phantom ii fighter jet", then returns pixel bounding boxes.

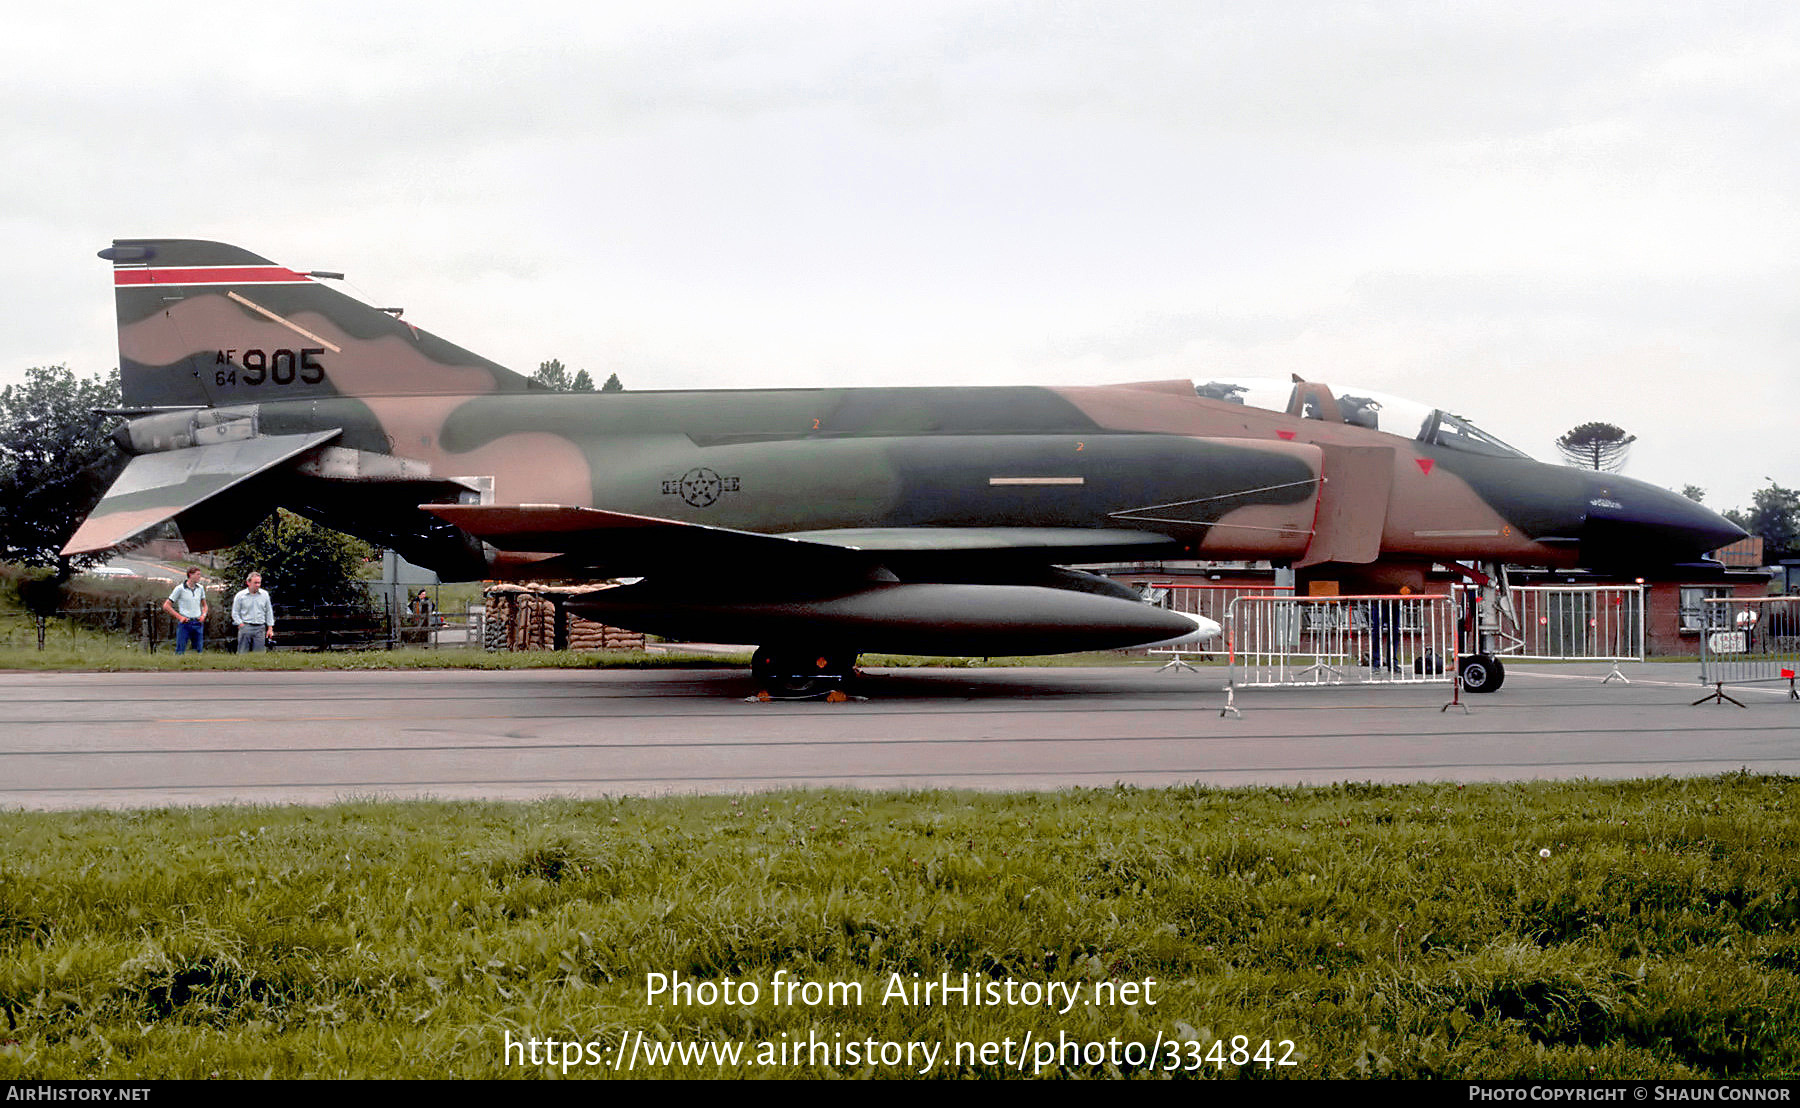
[67,239,1744,691]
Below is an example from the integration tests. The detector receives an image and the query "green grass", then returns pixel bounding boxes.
[0,636,1170,672]
[0,643,749,671]
[0,563,1191,671]
[3,776,1797,1078]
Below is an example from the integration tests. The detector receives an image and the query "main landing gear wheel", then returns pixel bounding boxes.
[751,647,858,698]
[1458,654,1505,694]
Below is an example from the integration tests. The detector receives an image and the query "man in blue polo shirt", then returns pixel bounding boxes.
[232,572,277,653]
[161,567,209,654]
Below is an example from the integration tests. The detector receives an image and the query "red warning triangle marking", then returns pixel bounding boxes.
[1416,458,1435,476]
[1277,430,1296,441]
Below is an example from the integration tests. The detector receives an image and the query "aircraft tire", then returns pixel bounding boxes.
[752,646,857,697]
[750,646,781,684]
[1459,654,1505,693]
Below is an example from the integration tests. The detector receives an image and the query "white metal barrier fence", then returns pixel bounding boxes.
[1141,583,1294,670]
[1697,596,1800,704]
[1454,584,1644,677]
[1225,594,1459,691]
[1146,583,1297,627]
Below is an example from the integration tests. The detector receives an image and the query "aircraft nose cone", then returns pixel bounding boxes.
[1578,475,1747,568]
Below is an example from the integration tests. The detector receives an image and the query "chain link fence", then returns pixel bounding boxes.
[8,600,487,652]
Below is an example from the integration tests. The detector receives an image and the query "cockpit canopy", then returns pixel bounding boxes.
[1194,377,1533,460]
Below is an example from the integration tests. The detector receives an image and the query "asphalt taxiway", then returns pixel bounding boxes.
[2,662,1794,809]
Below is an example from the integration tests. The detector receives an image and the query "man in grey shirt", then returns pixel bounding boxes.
[232,572,277,653]
[162,567,208,654]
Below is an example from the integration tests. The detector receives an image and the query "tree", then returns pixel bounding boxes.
[221,510,376,612]
[531,359,595,392]
[601,372,624,392]
[1725,481,1800,562]
[1555,422,1636,471]
[531,358,570,389]
[0,366,124,573]
[1680,485,1707,503]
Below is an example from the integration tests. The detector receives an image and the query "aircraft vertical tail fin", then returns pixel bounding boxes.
[102,238,536,408]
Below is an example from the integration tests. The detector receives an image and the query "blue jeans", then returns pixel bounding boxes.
[175,619,204,654]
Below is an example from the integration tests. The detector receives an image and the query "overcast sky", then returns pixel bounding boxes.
[4,1,1794,511]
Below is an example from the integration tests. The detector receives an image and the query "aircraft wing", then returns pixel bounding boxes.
[422,504,1179,573]
[61,431,341,556]
[422,504,858,568]
[782,527,1179,554]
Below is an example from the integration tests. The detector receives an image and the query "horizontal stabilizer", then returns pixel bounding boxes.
[61,431,339,556]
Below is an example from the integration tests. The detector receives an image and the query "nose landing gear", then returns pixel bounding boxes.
[1454,560,1513,694]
